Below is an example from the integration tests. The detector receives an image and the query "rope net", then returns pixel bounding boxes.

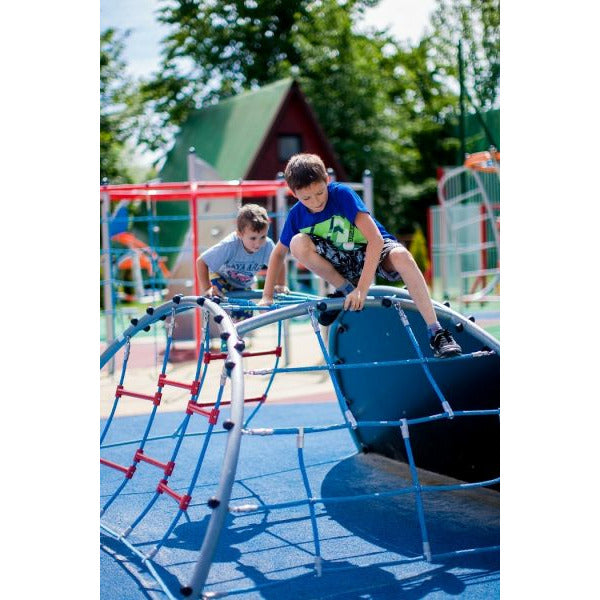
[100,290,499,599]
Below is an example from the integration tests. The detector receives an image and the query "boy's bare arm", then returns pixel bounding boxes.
[259,242,288,305]
[274,253,289,294]
[196,257,220,296]
[344,212,384,311]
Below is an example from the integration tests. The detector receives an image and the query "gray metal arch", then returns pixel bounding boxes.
[101,296,246,599]
[236,285,499,352]
[101,288,498,598]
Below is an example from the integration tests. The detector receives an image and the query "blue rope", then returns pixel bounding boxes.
[394,303,454,417]
[399,418,432,561]
[307,307,361,450]
[100,338,131,444]
[101,295,499,597]
[243,319,283,428]
[296,428,322,572]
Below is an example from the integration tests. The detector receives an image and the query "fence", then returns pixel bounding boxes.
[428,161,500,306]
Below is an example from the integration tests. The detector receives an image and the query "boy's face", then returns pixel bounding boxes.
[238,225,268,253]
[294,181,328,213]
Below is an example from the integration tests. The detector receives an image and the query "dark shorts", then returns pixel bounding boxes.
[308,234,404,287]
[210,275,253,320]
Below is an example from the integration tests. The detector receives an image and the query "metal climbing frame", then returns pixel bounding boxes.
[101,296,248,599]
[100,289,499,599]
[100,171,374,358]
[433,156,500,306]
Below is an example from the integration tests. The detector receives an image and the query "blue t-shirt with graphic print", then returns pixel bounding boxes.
[279,182,395,250]
[201,232,275,290]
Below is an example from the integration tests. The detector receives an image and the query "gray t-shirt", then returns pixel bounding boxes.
[201,231,275,290]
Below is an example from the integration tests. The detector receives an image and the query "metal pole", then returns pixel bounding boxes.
[275,172,290,365]
[101,183,115,374]
[458,39,467,167]
[362,169,373,216]
[187,147,202,355]
[275,171,286,241]
[187,146,197,182]
[361,169,376,286]
[132,252,145,299]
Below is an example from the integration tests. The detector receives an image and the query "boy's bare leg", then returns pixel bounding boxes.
[289,233,346,288]
[383,248,437,327]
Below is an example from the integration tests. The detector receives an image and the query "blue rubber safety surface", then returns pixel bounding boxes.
[101,402,499,599]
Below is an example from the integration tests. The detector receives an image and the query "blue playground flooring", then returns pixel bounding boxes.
[101,401,499,599]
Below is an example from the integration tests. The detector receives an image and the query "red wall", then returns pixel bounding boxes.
[246,87,346,181]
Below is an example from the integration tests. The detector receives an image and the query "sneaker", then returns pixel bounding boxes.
[317,291,345,326]
[430,329,462,358]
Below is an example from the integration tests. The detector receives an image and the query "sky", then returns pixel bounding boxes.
[100,0,438,79]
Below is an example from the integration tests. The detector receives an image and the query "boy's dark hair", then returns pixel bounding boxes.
[237,203,270,233]
[284,153,328,192]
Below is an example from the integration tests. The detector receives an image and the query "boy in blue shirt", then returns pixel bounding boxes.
[259,153,461,358]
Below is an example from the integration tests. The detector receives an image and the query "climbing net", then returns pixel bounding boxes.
[100,290,499,599]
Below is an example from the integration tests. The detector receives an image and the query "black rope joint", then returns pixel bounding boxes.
[214,315,224,324]
[220,332,230,341]
[130,318,138,326]
[180,586,193,597]
[146,307,154,315]
[172,294,183,304]
[196,297,205,306]
[223,420,234,430]
[468,315,476,322]
[381,297,392,308]
[455,322,464,332]
[234,341,246,352]
[207,497,220,509]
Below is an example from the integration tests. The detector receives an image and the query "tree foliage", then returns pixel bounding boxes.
[409,224,431,274]
[100,28,135,183]
[429,0,500,111]
[137,0,378,152]
[101,0,499,232]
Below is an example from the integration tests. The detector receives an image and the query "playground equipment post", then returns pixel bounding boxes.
[187,149,203,356]
[101,184,116,374]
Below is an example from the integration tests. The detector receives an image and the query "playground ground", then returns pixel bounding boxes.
[100,307,500,599]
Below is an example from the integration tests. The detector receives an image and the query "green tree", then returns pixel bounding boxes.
[292,2,405,223]
[378,0,499,231]
[100,28,138,183]
[408,224,430,275]
[428,0,500,111]
[122,0,499,233]
[377,37,459,232]
[136,0,380,151]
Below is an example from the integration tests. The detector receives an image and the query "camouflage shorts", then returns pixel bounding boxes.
[210,275,253,320]
[308,234,404,287]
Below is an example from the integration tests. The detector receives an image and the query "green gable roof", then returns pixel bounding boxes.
[160,78,293,182]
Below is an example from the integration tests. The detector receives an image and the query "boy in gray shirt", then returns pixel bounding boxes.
[197,204,288,298]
